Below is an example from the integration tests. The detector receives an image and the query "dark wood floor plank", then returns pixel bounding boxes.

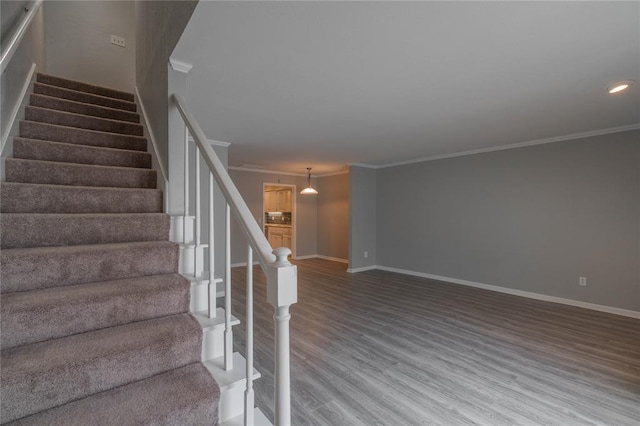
[230,258,640,425]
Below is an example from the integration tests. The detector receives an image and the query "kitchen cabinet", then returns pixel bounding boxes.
[283,233,292,249]
[279,191,291,212]
[265,192,275,211]
[266,226,292,249]
[265,190,291,212]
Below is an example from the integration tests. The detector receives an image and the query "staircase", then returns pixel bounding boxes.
[0,74,221,424]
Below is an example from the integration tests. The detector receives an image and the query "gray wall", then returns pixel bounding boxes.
[349,166,378,270]
[44,1,135,92]
[229,169,318,264]
[317,173,349,260]
[376,130,640,311]
[135,0,197,174]
[1,0,44,164]
[1,0,34,41]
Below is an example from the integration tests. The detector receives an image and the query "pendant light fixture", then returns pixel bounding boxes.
[300,167,318,195]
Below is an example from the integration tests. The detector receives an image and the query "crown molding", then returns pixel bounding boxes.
[379,124,640,169]
[228,166,347,177]
[228,166,308,177]
[169,58,193,73]
[228,124,640,175]
[317,170,349,178]
[348,162,379,169]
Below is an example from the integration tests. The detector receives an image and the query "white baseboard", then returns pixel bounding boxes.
[375,265,640,319]
[317,255,349,264]
[294,254,350,264]
[1,62,36,155]
[347,265,378,273]
[294,254,318,260]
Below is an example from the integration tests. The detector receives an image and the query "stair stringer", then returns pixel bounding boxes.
[169,213,270,424]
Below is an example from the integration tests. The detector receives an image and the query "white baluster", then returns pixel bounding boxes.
[267,247,297,426]
[244,245,254,426]
[224,203,233,371]
[194,148,201,275]
[208,171,216,319]
[183,128,189,245]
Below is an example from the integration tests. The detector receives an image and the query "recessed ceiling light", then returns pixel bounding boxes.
[606,81,634,94]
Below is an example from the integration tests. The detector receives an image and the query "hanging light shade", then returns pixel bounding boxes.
[300,167,318,195]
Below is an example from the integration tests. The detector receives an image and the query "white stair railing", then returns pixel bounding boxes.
[172,94,297,426]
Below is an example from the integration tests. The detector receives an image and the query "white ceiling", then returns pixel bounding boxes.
[173,1,640,175]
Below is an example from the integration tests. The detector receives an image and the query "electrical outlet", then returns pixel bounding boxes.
[364,251,368,258]
[579,276,587,286]
[110,35,126,48]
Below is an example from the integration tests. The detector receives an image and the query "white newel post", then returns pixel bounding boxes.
[267,248,297,426]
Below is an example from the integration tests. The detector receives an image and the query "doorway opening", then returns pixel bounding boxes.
[263,183,296,258]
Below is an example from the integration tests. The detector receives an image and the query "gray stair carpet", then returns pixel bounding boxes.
[0,73,220,424]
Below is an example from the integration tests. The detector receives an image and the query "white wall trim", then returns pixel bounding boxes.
[317,255,349,264]
[347,265,378,273]
[375,265,640,319]
[294,254,318,260]
[228,166,308,177]
[229,166,348,178]
[348,162,378,169]
[135,86,169,212]
[1,62,36,154]
[317,169,349,178]
[188,136,230,147]
[169,58,193,73]
[294,254,349,264]
[135,86,168,182]
[380,124,640,169]
[346,124,640,170]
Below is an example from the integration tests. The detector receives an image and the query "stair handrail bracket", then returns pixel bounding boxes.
[172,93,297,426]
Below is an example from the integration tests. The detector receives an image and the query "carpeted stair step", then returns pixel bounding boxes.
[20,121,146,151]
[30,93,140,123]
[25,106,143,136]
[0,313,202,423]
[33,82,136,112]
[13,138,151,168]
[5,158,156,188]
[1,274,190,349]
[0,183,162,214]
[1,241,179,293]
[8,363,219,426]
[0,213,169,249]
[37,73,135,102]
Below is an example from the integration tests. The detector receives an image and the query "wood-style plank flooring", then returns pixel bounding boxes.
[230,258,640,425]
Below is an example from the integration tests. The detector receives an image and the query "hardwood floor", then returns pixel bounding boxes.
[230,258,640,425]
